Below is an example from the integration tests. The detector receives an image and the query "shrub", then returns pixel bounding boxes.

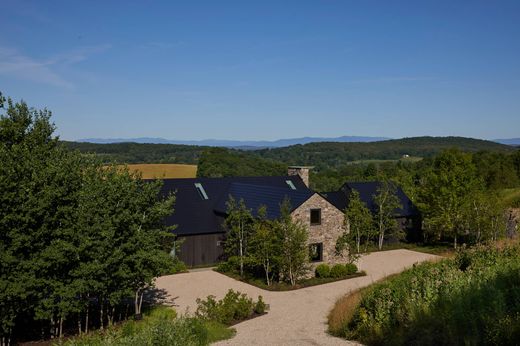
[195,289,265,325]
[254,296,267,314]
[171,259,188,274]
[315,264,331,278]
[64,307,209,346]
[215,256,240,273]
[345,263,358,275]
[330,264,348,278]
[330,244,520,345]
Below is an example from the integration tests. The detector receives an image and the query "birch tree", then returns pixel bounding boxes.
[224,197,253,277]
[373,181,402,250]
[275,199,308,286]
[249,206,279,286]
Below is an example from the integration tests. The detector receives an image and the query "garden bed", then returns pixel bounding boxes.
[215,269,367,291]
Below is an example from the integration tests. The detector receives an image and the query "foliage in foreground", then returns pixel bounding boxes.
[61,306,234,346]
[0,92,179,343]
[195,289,268,325]
[328,243,520,345]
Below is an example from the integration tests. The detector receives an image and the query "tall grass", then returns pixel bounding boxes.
[328,243,520,345]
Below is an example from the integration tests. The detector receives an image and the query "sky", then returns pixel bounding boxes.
[1,0,519,141]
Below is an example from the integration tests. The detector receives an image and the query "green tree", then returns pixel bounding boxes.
[337,190,374,256]
[419,149,479,248]
[224,197,254,277]
[249,206,279,286]
[275,199,309,286]
[373,181,402,250]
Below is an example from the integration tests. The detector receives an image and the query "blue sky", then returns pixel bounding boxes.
[1,1,519,141]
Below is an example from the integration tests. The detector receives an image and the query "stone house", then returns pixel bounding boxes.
[158,166,345,267]
[158,166,419,268]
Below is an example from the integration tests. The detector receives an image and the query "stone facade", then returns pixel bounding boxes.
[291,193,347,270]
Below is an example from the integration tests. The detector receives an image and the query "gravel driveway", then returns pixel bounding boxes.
[156,249,438,345]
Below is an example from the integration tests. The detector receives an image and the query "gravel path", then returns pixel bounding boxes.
[156,249,438,345]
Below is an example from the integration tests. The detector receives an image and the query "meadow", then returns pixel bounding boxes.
[328,242,520,345]
[124,163,197,179]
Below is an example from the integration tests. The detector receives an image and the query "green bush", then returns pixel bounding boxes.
[63,307,209,346]
[315,264,331,278]
[345,263,358,275]
[330,264,348,278]
[333,244,520,345]
[171,258,188,274]
[196,289,266,325]
[215,256,240,273]
[254,296,267,314]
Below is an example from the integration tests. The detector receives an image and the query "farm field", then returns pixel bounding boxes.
[346,156,423,165]
[124,163,197,179]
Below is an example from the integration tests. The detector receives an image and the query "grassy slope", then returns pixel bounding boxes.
[328,243,520,345]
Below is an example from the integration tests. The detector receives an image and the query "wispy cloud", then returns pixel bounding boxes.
[0,44,111,89]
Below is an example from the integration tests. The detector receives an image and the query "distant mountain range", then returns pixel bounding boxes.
[78,136,391,148]
[493,138,520,146]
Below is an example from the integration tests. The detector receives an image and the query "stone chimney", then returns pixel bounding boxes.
[288,166,313,187]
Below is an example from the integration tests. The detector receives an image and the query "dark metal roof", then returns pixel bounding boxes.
[214,182,314,220]
[324,181,419,218]
[157,175,310,236]
[320,191,348,211]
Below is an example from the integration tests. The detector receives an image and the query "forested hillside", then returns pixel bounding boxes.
[66,136,513,168]
[63,141,206,164]
[197,147,286,177]
[252,136,514,170]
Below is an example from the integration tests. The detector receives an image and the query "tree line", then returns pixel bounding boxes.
[0,93,177,344]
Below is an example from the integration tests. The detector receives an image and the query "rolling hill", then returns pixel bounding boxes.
[64,136,515,170]
[252,136,515,169]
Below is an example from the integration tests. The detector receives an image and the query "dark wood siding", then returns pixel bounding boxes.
[178,233,225,267]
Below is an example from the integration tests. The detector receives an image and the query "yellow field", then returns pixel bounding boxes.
[123,164,197,179]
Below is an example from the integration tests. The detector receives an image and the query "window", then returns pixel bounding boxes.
[194,183,209,200]
[310,209,321,225]
[286,180,297,190]
[309,243,323,262]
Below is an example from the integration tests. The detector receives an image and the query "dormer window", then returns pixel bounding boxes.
[194,183,209,200]
[286,180,297,190]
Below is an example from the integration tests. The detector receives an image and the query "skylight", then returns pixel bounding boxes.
[286,180,297,190]
[194,183,209,200]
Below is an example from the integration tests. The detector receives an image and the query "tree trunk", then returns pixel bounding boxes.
[135,290,140,315]
[378,229,384,250]
[264,262,270,286]
[59,317,63,338]
[78,314,82,335]
[50,317,55,339]
[454,234,458,249]
[139,291,144,314]
[99,299,104,331]
[85,301,89,334]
